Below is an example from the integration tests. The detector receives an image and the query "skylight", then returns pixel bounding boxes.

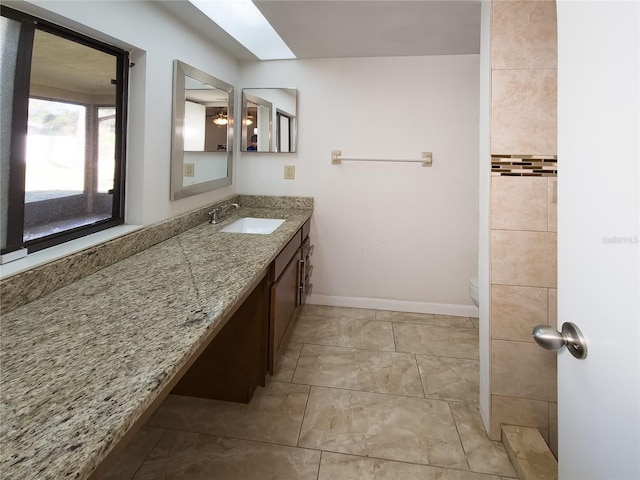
[189,0,296,60]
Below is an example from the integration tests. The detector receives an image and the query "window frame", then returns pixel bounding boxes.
[1,6,128,255]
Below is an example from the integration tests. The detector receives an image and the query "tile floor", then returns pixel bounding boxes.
[99,305,517,480]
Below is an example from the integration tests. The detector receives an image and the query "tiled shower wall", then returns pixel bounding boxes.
[489,0,558,457]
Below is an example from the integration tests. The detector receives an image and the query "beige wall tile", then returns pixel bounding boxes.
[549,402,558,459]
[548,178,557,232]
[491,285,548,342]
[491,177,549,231]
[491,230,557,287]
[502,425,558,480]
[491,69,557,155]
[492,340,557,402]
[490,395,549,441]
[492,0,557,70]
[548,289,557,330]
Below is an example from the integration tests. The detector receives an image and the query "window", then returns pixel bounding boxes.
[1,7,128,257]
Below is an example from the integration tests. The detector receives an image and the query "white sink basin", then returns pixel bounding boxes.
[220,217,285,235]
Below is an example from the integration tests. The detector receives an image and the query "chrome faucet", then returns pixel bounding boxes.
[208,203,239,224]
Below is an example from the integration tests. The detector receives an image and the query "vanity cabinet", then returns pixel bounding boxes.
[269,219,312,374]
[269,242,301,373]
[171,218,312,401]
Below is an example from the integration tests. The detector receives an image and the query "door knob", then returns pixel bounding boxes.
[532,322,588,359]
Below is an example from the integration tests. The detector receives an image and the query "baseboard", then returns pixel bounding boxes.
[307,293,479,317]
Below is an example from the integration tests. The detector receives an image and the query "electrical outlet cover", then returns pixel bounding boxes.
[284,165,295,179]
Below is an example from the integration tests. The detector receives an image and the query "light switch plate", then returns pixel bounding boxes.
[183,163,195,177]
[284,165,295,179]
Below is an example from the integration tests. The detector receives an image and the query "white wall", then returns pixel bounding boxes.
[10,0,240,226]
[238,55,480,314]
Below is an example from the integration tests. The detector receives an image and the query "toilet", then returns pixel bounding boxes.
[469,275,479,306]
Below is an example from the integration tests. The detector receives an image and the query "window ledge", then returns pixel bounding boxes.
[0,225,144,280]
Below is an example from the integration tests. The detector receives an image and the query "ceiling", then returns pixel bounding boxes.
[158,0,481,61]
[25,0,482,99]
[30,29,116,97]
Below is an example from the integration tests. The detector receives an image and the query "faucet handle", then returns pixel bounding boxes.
[207,209,219,224]
[208,203,239,224]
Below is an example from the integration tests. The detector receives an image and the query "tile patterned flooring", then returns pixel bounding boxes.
[99,305,517,480]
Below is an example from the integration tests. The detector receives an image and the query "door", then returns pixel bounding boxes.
[557,2,639,479]
[270,249,301,373]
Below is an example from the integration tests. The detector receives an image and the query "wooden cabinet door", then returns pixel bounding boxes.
[269,249,301,373]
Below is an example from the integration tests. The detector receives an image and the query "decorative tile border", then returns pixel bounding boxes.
[492,155,557,177]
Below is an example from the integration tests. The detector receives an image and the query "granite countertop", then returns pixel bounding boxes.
[0,205,312,480]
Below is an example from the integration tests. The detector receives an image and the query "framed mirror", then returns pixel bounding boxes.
[241,88,297,153]
[171,60,233,200]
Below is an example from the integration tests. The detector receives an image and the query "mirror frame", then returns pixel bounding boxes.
[241,88,297,153]
[171,60,234,200]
